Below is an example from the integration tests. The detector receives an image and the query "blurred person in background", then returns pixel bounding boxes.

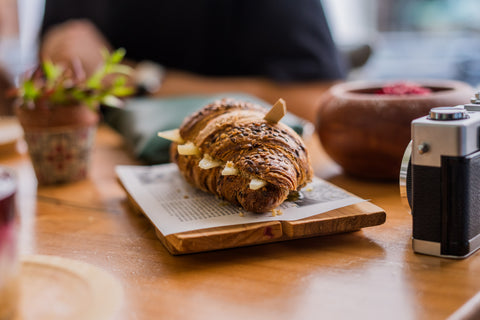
[39,0,346,122]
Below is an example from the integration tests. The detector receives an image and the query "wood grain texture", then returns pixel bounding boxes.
[19,255,123,320]
[122,179,385,255]
[282,201,386,238]
[3,124,480,320]
[161,221,283,254]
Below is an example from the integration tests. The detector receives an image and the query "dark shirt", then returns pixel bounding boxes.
[42,0,346,82]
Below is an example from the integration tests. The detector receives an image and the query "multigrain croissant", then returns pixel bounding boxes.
[160,98,313,213]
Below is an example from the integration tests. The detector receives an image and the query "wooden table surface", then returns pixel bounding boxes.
[2,124,480,320]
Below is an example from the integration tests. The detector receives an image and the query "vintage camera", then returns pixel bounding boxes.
[400,92,480,258]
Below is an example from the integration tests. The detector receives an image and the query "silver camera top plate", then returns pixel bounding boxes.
[412,106,480,167]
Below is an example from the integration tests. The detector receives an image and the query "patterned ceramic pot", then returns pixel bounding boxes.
[22,125,97,184]
[16,104,99,185]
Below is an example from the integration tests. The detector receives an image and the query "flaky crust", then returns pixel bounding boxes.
[171,98,313,213]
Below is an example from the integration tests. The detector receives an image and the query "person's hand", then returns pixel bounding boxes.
[40,20,112,77]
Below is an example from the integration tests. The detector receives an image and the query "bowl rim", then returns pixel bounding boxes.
[330,79,473,101]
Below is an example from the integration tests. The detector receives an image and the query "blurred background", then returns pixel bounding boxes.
[322,0,480,86]
[0,0,43,81]
[1,0,480,86]
[322,0,480,87]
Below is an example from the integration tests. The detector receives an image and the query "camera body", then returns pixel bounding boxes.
[401,97,480,258]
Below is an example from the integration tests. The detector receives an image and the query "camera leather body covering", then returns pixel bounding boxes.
[412,154,480,257]
[441,153,480,255]
[405,102,480,258]
[411,165,441,243]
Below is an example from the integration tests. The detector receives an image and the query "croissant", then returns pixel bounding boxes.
[161,98,313,213]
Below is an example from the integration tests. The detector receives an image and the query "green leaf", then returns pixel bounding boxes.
[21,80,40,101]
[18,46,133,109]
[111,86,135,97]
[100,47,110,61]
[50,87,66,103]
[86,70,103,89]
[113,76,127,87]
[109,48,126,64]
[108,64,132,75]
[43,60,62,83]
[71,89,87,101]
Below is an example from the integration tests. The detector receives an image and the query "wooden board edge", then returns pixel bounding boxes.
[162,221,283,255]
[282,202,386,238]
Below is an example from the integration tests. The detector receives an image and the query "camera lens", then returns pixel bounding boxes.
[399,141,413,211]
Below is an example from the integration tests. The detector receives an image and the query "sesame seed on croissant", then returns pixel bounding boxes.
[169,98,313,213]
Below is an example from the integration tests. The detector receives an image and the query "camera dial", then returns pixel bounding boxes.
[428,106,468,121]
[470,91,480,104]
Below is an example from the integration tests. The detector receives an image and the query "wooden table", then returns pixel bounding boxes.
[2,124,480,320]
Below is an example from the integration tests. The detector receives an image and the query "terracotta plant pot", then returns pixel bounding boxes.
[316,80,473,180]
[16,104,99,185]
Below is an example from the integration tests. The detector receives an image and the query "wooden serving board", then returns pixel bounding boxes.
[123,187,386,255]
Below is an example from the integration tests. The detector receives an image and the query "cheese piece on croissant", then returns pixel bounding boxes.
[157,129,184,144]
[221,161,238,176]
[169,98,313,213]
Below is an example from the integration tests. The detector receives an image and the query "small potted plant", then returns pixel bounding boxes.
[14,48,134,185]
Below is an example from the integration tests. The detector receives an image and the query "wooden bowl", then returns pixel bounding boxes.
[316,80,473,180]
